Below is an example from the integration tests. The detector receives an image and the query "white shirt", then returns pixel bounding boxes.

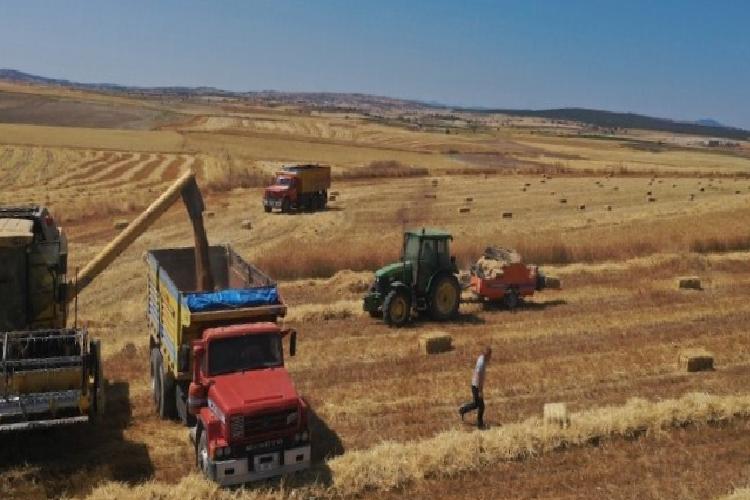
[471,354,486,389]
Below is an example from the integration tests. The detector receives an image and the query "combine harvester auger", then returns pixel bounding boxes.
[0,169,210,432]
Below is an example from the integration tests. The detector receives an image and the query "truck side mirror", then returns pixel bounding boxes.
[289,330,297,357]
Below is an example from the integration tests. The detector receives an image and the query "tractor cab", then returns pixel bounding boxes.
[364,228,460,326]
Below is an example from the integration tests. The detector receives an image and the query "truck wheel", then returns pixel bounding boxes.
[383,289,410,326]
[176,383,196,427]
[504,288,520,310]
[429,275,460,321]
[150,348,161,410]
[264,206,272,213]
[368,309,381,319]
[281,198,290,213]
[197,429,216,481]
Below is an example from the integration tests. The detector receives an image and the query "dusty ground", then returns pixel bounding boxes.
[1,82,750,499]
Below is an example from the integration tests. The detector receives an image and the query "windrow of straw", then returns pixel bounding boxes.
[79,393,750,499]
[327,392,750,496]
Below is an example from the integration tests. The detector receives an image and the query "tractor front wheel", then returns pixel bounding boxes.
[503,288,520,310]
[429,275,460,320]
[383,289,411,327]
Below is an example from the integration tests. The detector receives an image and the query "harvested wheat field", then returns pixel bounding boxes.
[1,81,750,500]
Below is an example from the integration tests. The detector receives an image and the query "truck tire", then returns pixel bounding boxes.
[197,428,216,481]
[152,349,177,419]
[383,289,411,327]
[429,275,460,321]
[281,198,290,213]
[264,206,272,213]
[176,382,196,427]
[368,309,381,319]
[150,348,160,410]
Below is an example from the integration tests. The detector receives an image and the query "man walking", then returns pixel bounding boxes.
[459,346,491,428]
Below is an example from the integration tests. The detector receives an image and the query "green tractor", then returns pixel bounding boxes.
[363,228,461,326]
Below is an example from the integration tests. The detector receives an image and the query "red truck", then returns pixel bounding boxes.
[146,245,311,485]
[263,164,331,213]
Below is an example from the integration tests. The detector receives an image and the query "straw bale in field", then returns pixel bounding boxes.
[240,219,252,230]
[679,349,714,372]
[544,276,561,290]
[203,211,215,218]
[113,220,129,230]
[648,197,657,202]
[543,402,570,428]
[578,204,586,210]
[559,198,567,203]
[431,179,438,187]
[330,191,340,196]
[419,332,453,354]
[424,194,436,199]
[329,195,337,202]
[458,207,470,213]
[606,205,612,211]
[677,276,701,290]
[647,191,653,195]
[502,212,513,219]
[465,197,473,202]
[736,190,741,195]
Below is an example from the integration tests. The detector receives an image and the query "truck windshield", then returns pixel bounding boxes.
[275,177,292,186]
[208,334,283,375]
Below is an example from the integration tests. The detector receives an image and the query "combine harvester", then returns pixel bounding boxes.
[0,170,206,432]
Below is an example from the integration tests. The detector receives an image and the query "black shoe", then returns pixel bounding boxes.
[458,408,465,422]
[478,422,486,430]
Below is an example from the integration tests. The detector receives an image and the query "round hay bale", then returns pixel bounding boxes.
[240,219,253,230]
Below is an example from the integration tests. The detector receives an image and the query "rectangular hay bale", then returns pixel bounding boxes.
[677,276,701,290]
[679,349,714,372]
[458,207,471,213]
[543,403,570,428]
[419,332,453,355]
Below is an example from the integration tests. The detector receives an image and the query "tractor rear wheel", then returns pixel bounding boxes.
[429,275,460,320]
[383,289,411,327]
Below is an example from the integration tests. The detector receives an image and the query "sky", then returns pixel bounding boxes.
[1,0,748,128]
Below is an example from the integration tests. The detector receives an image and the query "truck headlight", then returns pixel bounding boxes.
[230,415,244,439]
[215,446,231,459]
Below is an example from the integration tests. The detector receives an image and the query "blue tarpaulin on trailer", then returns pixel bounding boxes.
[185,286,279,312]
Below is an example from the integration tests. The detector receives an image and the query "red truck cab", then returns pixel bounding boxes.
[188,322,310,486]
[263,173,298,212]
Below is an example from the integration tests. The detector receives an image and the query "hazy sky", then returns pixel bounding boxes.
[1,1,748,128]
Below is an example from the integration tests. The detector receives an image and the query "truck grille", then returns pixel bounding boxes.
[243,409,296,435]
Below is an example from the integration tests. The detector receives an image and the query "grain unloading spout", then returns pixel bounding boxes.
[70,169,213,301]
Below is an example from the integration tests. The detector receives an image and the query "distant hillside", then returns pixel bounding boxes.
[480,107,749,141]
[1,69,747,140]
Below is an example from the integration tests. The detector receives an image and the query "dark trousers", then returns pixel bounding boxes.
[460,385,484,426]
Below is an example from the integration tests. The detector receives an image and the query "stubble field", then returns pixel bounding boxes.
[1,82,750,499]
